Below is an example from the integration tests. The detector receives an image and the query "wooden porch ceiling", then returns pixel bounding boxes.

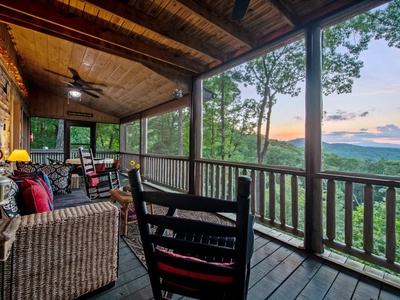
[0,0,385,119]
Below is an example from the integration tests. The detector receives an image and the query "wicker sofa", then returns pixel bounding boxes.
[0,163,120,299]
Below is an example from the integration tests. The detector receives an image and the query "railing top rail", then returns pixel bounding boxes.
[141,153,189,160]
[316,171,400,187]
[196,158,306,176]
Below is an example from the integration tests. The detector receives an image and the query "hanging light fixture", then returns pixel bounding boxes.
[172,82,183,99]
[67,89,81,104]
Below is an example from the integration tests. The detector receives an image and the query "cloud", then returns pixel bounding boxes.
[324,109,370,122]
[324,110,355,121]
[323,124,400,147]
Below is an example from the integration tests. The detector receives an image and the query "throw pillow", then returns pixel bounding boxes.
[1,180,21,218]
[20,179,52,214]
[18,162,73,195]
[12,170,54,204]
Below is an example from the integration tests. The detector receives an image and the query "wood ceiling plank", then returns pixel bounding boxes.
[0,0,204,73]
[0,5,195,88]
[82,0,225,62]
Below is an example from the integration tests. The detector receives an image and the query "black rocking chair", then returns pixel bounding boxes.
[128,170,254,300]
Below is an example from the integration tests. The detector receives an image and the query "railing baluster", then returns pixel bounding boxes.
[345,182,353,247]
[216,165,220,199]
[259,171,265,218]
[250,169,256,216]
[280,174,286,226]
[269,172,275,222]
[210,164,215,198]
[364,184,374,255]
[386,187,396,263]
[326,179,336,241]
[228,167,233,200]
[291,175,298,230]
[205,163,209,197]
[221,165,226,200]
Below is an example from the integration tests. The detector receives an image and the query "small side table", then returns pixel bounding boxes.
[110,188,153,236]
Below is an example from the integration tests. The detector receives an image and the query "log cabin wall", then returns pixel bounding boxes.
[0,24,29,159]
[29,88,119,124]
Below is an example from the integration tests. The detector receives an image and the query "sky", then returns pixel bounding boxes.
[239,36,400,149]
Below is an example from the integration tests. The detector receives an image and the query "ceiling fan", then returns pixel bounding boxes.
[44,67,106,98]
[231,0,251,22]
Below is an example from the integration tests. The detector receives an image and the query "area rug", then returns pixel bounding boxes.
[122,205,234,268]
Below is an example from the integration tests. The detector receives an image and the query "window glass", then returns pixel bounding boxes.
[321,1,400,176]
[203,39,306,168]
[147,108,190,156]
[96,123,119,151]
[125,121,141,153]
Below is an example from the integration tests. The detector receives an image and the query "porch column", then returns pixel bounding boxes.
[189,77,203,195]
[141,116,148,177]
[305,23,323,253]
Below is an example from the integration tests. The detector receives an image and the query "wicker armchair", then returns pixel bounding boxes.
[0,202,119,300]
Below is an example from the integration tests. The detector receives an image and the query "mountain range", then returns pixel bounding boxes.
[288,138,400,161]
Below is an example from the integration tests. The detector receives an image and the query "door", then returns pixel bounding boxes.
[64,120,96,159]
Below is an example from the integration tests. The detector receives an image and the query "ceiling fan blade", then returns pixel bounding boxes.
[84,81,108,87]
[80,89,100,98]
[68,67,80,78]
[44,68,71,79]
[231,0,250,22]
[81,87,103,92]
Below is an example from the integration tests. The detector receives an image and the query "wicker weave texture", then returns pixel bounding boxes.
[1,202,119,300]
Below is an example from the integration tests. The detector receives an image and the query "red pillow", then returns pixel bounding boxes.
[156,248,235,285]
[87,171,99,186]
[20,179,52,214]
[11,175,53,207]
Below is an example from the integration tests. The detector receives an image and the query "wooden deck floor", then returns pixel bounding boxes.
[83,232,400,300]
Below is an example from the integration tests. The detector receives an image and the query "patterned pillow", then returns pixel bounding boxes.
[17,162,73,195]
[2,180,20,218]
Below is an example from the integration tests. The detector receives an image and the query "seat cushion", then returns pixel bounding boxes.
[53,189,92,210]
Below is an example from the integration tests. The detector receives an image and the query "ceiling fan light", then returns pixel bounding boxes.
[69,90,81,98]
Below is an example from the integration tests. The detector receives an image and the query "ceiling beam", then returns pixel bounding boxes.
[0,0,205,74]
[268,0,301,27]
[0,9,193,90]
[82,0,226,63]
[173,0,255,48]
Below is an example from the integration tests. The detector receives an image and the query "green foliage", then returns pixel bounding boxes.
[126,121,140,153]
[147,108,190,155]
[30,117,62,149]
[96,123,119,151]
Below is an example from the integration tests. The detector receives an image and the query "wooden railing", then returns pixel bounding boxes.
[316,171,400,273]
[30,149,119,164]
[196,159,306,238]
[36,150,400,272]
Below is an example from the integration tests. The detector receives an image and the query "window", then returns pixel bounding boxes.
[321,1,400,176]
[147,108,190,156]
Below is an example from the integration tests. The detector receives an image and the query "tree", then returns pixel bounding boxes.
[203,70,252,160]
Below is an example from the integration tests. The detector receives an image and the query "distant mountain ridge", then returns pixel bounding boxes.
[288,138,400,161]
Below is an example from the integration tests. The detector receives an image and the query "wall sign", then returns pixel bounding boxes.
[67,111,93,118]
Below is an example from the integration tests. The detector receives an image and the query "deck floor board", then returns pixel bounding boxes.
[84,235,400,300]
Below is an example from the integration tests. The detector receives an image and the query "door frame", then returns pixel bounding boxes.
[64,120,96,159]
